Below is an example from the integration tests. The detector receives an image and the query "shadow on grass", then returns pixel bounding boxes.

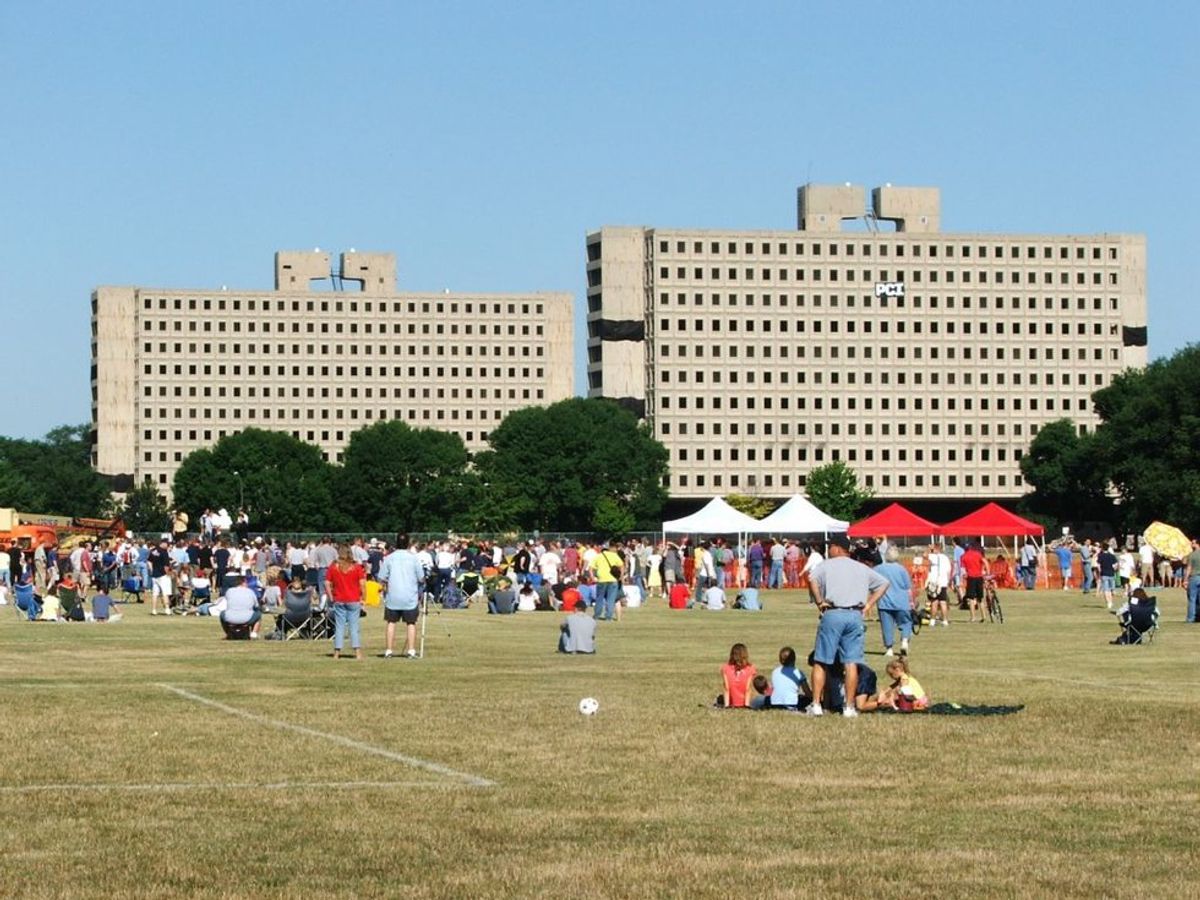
[922,703,1025,716]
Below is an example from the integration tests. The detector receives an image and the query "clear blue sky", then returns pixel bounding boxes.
[1,1,1196,440]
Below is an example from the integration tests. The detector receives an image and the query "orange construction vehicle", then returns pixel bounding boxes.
[0,508,125,552]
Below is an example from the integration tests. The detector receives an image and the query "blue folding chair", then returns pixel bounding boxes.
[14,582,40,621]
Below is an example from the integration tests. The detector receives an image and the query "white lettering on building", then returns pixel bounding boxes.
[874,281,906,298]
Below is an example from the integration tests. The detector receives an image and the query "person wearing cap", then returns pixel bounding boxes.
[588,542,624,619]
[805,535,889,718]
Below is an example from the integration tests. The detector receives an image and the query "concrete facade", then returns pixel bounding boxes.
[586,185,1148,501]
[92,251,573,493]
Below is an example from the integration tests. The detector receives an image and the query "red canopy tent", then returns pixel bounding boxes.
[847,503,942,538]
[939,503,1044,537]
[941,503,1047,587]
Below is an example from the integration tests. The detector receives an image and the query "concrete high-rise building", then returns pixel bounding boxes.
[92,251,573,493]
[586,185,1147,501]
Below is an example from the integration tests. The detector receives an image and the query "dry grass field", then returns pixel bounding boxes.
[2,586,1198,898]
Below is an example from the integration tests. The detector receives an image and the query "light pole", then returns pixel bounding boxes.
[233,470,244,510]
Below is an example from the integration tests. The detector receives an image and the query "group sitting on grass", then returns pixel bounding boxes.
[715,642,929,714]
[8,572,123,623]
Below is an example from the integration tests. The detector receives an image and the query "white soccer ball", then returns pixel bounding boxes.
[578,697,600,716]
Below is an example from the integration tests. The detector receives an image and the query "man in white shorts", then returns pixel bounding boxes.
[148,537,174,615]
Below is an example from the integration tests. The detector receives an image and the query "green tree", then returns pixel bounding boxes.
[724,493,776,520]
[1088,344,1200,533]
[113,482,172,534]
[1019,418,1112,527]
[804,461,872,523]
[0,424,111,516]
[173,428,341,532]
[335,420,476,533]
[591,496,635,537]
[0,457,40,510]
[474,398,669,531]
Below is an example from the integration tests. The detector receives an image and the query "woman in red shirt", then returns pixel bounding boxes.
[326,545,367,660]
[719,642,757,708]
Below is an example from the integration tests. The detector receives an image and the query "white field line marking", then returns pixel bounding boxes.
[937,666,1200,699]
[0,780,452,795]
[158,684,496,788]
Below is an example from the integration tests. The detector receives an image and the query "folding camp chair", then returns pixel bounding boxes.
[278,606,315,640]
[1114,599,1159,645]
[120,569,144,604]
[59,587,85,622]
[14,582,39,621]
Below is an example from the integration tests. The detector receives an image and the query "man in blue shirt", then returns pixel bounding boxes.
[378,533,424,659]
[1055,543,1075,591]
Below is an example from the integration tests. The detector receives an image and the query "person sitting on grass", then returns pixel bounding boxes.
[534,583,556,612]
[812,653,881,714]
[748,675,772,709]
[768,646,810,710]
[91,587,121,623]
[700,581,726,611]
[517,581,539,612]
[668,581,690,609]
[717,643,756,708]
[733,587,761,611]
[488,579,517,615]
[37,587,63,622]
[558,597,596,654]
[559,579,583,613]
[219,574,261,640]
[879,658,929,712]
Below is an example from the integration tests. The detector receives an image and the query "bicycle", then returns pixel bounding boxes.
[984,577,1004,624]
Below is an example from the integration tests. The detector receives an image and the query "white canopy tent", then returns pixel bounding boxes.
[753,495,848,536]
[661,497,762,535]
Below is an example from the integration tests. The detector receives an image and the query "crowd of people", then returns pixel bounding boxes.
[7,525,1196,674]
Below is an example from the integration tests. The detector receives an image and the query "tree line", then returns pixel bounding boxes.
[171,398,668,535]
[1021,343,1200,535]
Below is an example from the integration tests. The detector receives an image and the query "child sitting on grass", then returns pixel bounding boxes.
[749,675,772,709]
[768,646,809,710]
[717,643,756,708]
[880,658,929,712]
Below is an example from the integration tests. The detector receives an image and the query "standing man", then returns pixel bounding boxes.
[1079,539,1096,595]
[925,543,953,627]
[378,534,424,658]
[921,542,950,628]
[313,536,338,601]
[1019,539,1039,591]
[1055,542,1075,591]
[951,539,966,608]
[591,541,624,621]
[747,539,765,589]
[148,538,173,615]
[1185,538,1200,624]
[961,542,987,622]
[806,536,889,718]
[213,539,231,597]
[1097,541,1118,610]
[172,508,189,542]
[1138,539,1156,589]
[767,538,786,590]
